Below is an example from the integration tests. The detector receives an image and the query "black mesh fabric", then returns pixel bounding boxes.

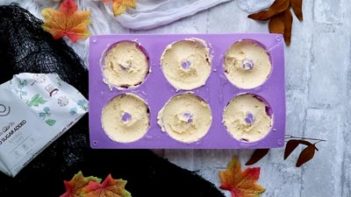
[0,4,224,197]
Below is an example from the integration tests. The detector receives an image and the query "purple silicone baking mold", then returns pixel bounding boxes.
[89,34,285,149]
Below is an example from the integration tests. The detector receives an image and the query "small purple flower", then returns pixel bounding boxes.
[181,60,191,70]
[244,112,255,125]
[122,112,132,122]
[183,112,193,123]
[242,59,254,70]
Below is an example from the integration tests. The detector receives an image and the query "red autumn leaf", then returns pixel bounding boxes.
[41,0,91,42]
[60,171,101,197]
[219,156,265,197]
[248,0,290,21]
[80,174,131,197]
[246,149,270,166]
[290,0,303,21]
[296,144,318,167]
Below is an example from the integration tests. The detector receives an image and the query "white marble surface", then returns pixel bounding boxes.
[4,0,351,196]
[138,1,351,197]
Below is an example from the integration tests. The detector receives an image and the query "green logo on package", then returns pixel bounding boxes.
[27,94,47,107]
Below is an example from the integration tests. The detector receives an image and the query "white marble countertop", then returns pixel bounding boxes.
[141,1,351,196]
[8,0,351,196]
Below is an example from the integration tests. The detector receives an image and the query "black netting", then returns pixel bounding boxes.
[0,4,224,197]
[0,4,87,96]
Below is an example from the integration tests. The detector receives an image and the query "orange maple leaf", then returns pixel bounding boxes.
[110,0,136,16]
[80,174,131,197]
[219,156,265,197]
[41,0,91,42]
[60,171,101,197]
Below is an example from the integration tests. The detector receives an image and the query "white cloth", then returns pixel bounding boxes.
[237,0,274,13]
[105,0,233,30]
[2,0,273,61]
[103,0,274,30]
[4,0,273,31]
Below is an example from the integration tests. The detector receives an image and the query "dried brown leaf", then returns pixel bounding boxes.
[269,13,285,34]
[248,0,290,21]
[296,144,317,167]
[246,149,270,166]
[282,9,293,46]
[284,140,300,160]
[291,0,303,21]
[284,140,312,160]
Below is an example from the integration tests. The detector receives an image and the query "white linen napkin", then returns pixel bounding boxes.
[105,0,233,30]
[102,0,274,30]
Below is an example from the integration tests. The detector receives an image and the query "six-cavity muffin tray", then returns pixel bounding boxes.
[89,34,285,149]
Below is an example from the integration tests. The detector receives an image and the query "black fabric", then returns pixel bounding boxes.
[0,4,225,197]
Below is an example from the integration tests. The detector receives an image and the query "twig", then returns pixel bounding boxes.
[285,135,326,142]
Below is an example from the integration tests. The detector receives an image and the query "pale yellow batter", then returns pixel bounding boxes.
[157,93,212,143]
[101,93,150,143]
[161,39,212,90]
[224,40,272,89]
[103,41,149,89]
[223,94,273,142]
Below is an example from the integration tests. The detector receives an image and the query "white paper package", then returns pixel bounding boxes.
[0,73,88,177]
